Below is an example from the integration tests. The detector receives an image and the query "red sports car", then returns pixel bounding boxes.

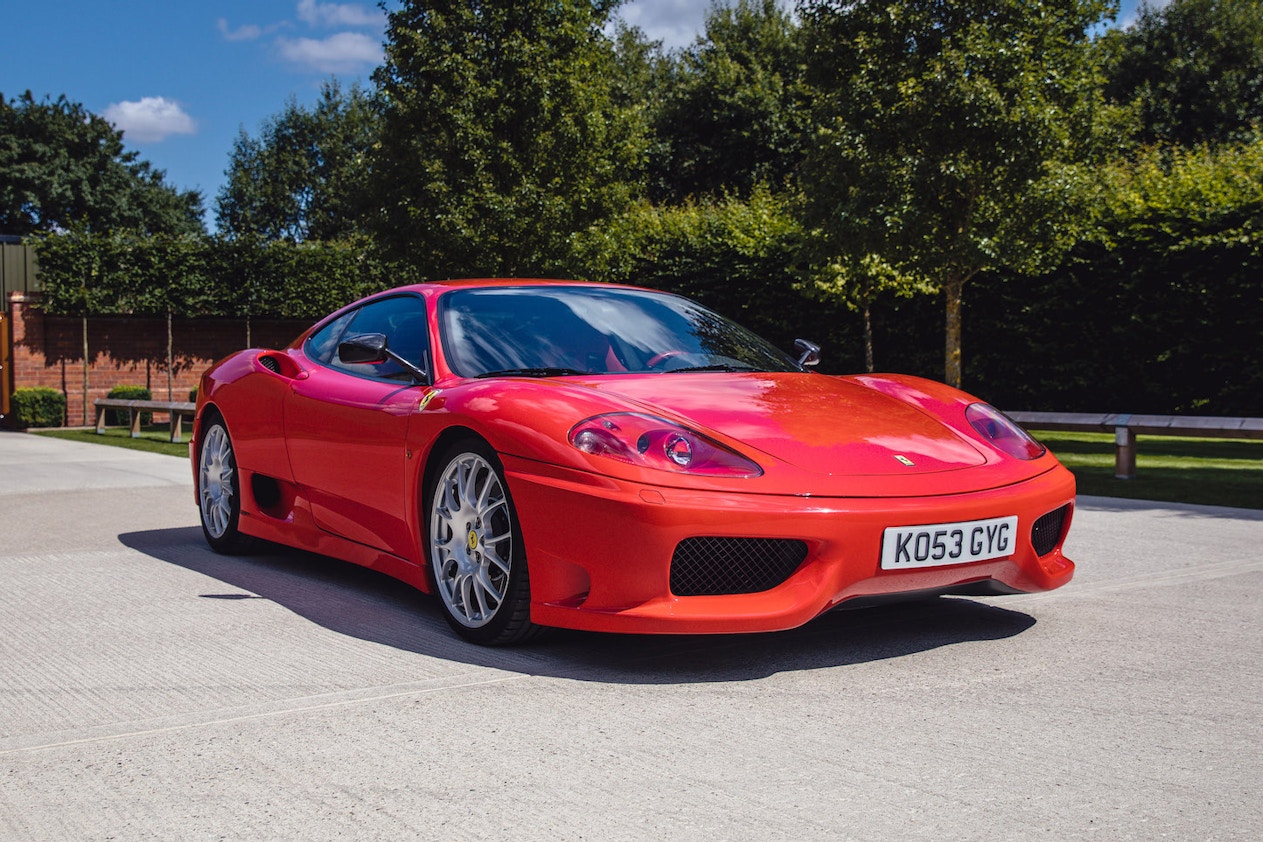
[193,280,1075,645]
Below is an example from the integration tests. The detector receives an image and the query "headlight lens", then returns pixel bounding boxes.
[569,413,762,477]
[965,403,1046,460]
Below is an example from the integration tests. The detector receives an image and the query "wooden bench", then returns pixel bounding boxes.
[1005,411,1263,479]
[94,399,197,444]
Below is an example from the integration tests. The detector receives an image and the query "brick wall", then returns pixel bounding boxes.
[6,292,311,426]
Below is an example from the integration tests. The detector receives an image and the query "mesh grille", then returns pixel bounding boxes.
[1031,505,1069,556]
[670,537,808,596]
[259,355,281,373]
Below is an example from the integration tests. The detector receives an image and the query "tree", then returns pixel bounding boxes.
[0,91,203,237]
[1102,0,1263,148]
[215,81,377,241]
[806,253,931,373]
[799,0,1115,387]
[608,22,673,115]
[649,0,810,203]
[370,0,646,277]
[607,23,674,191]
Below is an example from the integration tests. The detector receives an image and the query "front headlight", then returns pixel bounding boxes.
[569,413,763,478]
[965,403,1046,460]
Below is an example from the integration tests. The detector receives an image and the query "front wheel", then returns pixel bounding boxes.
[426,439,538,645]
[197,415,255,555]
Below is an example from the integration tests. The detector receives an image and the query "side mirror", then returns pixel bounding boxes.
[338,333,389,365]
[338,332,429,384]
[794,338,821,367]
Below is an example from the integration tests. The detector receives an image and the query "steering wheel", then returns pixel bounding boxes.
[646,350,686,369]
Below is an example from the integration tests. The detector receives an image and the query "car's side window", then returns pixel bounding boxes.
[306,310,358,365]
[329,294,430,382]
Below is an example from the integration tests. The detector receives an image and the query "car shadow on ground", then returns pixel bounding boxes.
[120,527,1037,684]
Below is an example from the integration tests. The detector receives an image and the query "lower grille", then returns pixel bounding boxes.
[1031,505,1070,556]
[670,537,809,596]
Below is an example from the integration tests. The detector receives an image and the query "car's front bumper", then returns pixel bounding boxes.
[504,456,1076,634]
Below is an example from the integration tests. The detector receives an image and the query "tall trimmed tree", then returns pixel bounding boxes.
[799,0,1115,387]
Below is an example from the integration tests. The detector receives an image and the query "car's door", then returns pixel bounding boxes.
[284,294,432,555]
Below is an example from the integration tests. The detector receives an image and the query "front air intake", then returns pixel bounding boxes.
[670,537,808,596]
[1031,505,1070,556]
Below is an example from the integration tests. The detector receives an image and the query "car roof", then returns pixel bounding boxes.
[394,278,650,296]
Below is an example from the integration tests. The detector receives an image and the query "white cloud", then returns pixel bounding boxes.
[296,0,384,29]
[614,0,795,50]
[217,18,290,42]
[277,32,382,73]
[614,0,708,49]
[103,97,197,143]
[217,1,384,76]
[217,18,263,41]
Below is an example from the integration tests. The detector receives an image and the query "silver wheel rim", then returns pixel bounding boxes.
[430,452,513,629]
[199,423,234,540]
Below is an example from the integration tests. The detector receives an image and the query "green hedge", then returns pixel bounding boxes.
[31,234,415,319]
[20,137,1263,416]
[11,388,66,428]
[961,140,1263,415]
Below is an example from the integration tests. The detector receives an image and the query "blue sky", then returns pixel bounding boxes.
[1,1,1160,231]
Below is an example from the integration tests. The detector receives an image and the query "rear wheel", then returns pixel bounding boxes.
[197,416,255,554]
[426,439,538,645]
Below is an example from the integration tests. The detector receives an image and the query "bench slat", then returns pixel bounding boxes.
[92,398,196,444]
[94,399,195,412]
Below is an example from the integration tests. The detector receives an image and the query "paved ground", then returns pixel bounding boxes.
[0,429,1260,841]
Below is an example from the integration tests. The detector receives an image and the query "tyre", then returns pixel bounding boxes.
[197,415,256,555]
[426,439,539,645]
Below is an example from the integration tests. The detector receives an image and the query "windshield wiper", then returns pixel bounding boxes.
[663,364,762,374]
[475,367,588,379]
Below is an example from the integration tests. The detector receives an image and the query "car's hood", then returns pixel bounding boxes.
[581,372,988,477]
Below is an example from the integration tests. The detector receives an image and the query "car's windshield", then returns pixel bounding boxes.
[439,286,802,378]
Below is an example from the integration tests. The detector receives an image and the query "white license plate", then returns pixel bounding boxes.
[880,515,1019,570]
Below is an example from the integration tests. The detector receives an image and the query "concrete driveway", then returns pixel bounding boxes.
[1,430,1260,840]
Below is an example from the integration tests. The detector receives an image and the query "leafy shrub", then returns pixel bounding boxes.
[11,388,66,428]
[106,385,152,426]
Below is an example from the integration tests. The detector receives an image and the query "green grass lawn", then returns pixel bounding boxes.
[30,426,1263,511]
[1033,430,1263,510]
[34,426,190,458]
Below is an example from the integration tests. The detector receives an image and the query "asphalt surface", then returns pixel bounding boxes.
[1,429,1260,841]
